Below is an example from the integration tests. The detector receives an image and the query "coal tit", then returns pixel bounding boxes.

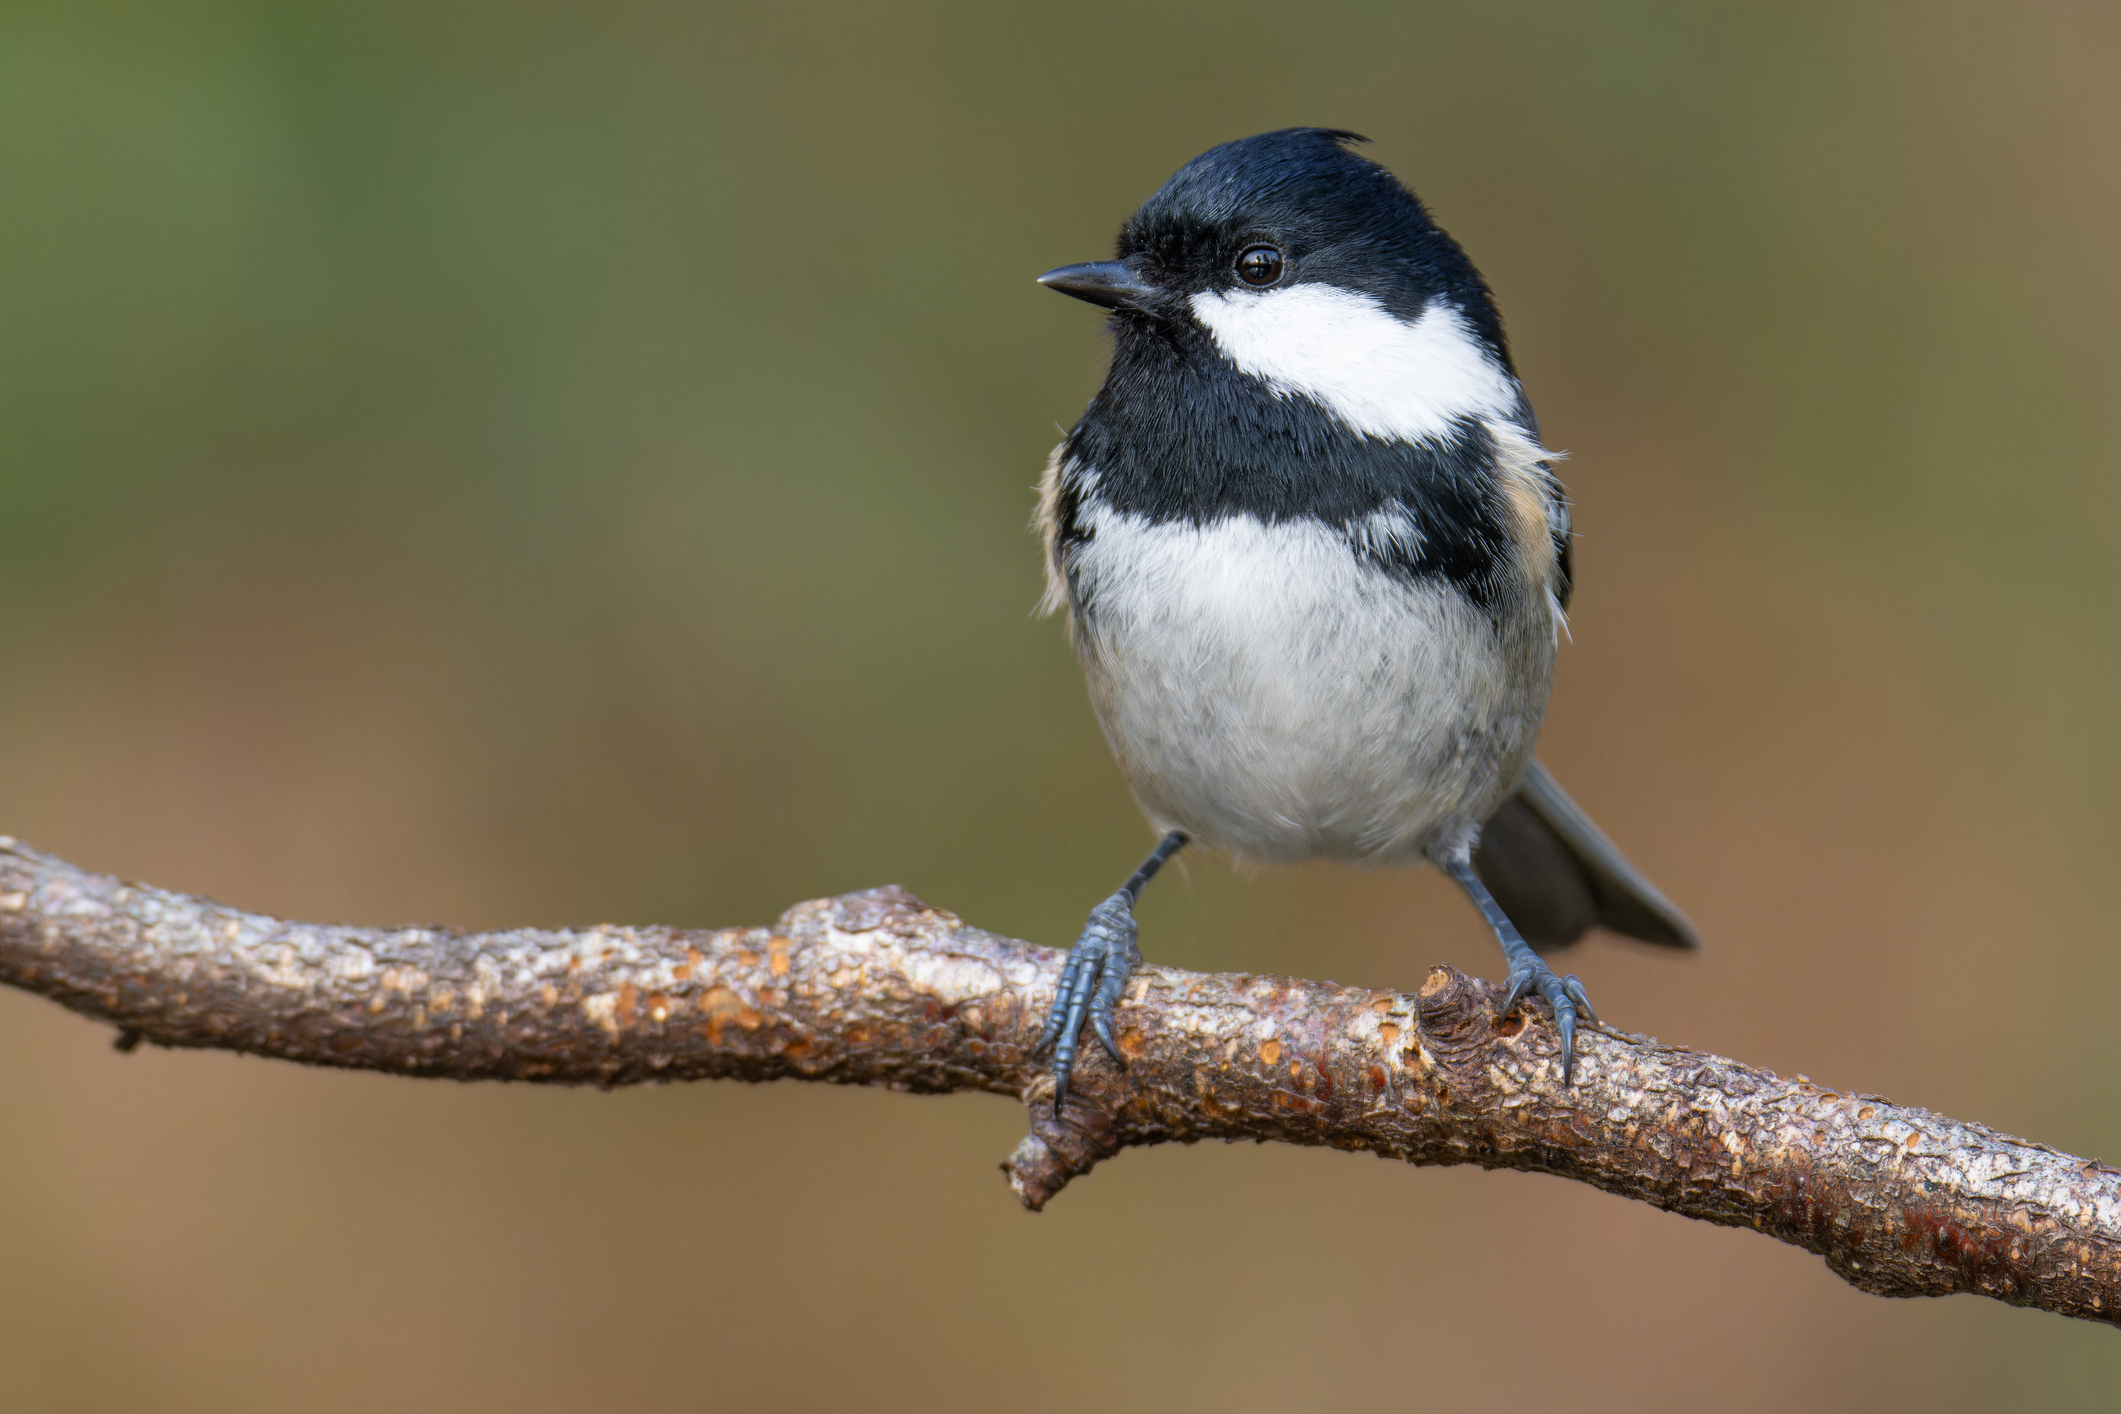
[1033,129,1696,1106]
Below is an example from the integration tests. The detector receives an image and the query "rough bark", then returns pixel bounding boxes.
[2,836,2116,1325]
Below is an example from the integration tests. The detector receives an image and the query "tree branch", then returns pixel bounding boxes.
[2,836,2116,1325]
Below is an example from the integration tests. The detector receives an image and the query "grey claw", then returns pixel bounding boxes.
[1091,1012,1124,1065]
[1555,1000,1578,1086]
[1562,973,1599,1027]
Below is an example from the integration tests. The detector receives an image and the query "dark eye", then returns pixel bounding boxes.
[1235,244,1285,287]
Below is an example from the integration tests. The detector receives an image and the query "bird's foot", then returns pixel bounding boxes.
[1034,891,1140,1111]
[1498,954,1599,1086]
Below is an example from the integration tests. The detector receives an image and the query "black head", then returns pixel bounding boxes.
[1039,128,1511,364]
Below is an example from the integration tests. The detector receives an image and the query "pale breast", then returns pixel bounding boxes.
[1065,507,1555,866]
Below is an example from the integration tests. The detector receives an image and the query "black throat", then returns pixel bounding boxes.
[1054,314,1534,615]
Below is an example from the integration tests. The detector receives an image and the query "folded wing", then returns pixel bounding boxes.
[1472,758,1700,952]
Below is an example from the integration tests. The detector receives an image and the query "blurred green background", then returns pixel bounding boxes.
[3,0,2117,1407]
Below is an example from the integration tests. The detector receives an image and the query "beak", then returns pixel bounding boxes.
[1037,260,1159,311]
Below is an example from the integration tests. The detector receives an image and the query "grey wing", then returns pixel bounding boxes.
[1471,758,1700,953]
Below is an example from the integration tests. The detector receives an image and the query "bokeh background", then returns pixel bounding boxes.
[2,1,2117,1407]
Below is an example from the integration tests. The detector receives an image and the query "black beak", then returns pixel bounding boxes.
[1037,261,1159,311]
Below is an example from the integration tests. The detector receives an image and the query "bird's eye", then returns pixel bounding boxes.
[1235,244,1285,287]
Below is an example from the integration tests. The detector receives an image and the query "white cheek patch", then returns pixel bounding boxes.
[1188,285,1520,445]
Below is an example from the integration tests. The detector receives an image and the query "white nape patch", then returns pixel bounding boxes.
[1346,504,1425,564]
[1188,286,1520,445]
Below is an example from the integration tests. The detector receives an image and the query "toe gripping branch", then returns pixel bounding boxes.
[1444,854,1599,1084]
[1498,949,1598,1085]
[1035,891,1138,1109]
[1036,831,1186,1111]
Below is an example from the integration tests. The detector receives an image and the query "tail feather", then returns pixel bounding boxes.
[1472,759,1699,953]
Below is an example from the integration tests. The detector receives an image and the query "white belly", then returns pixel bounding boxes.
[1068,511,1553,865]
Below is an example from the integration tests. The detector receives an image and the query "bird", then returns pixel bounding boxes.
[1031,128,1697,1109]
